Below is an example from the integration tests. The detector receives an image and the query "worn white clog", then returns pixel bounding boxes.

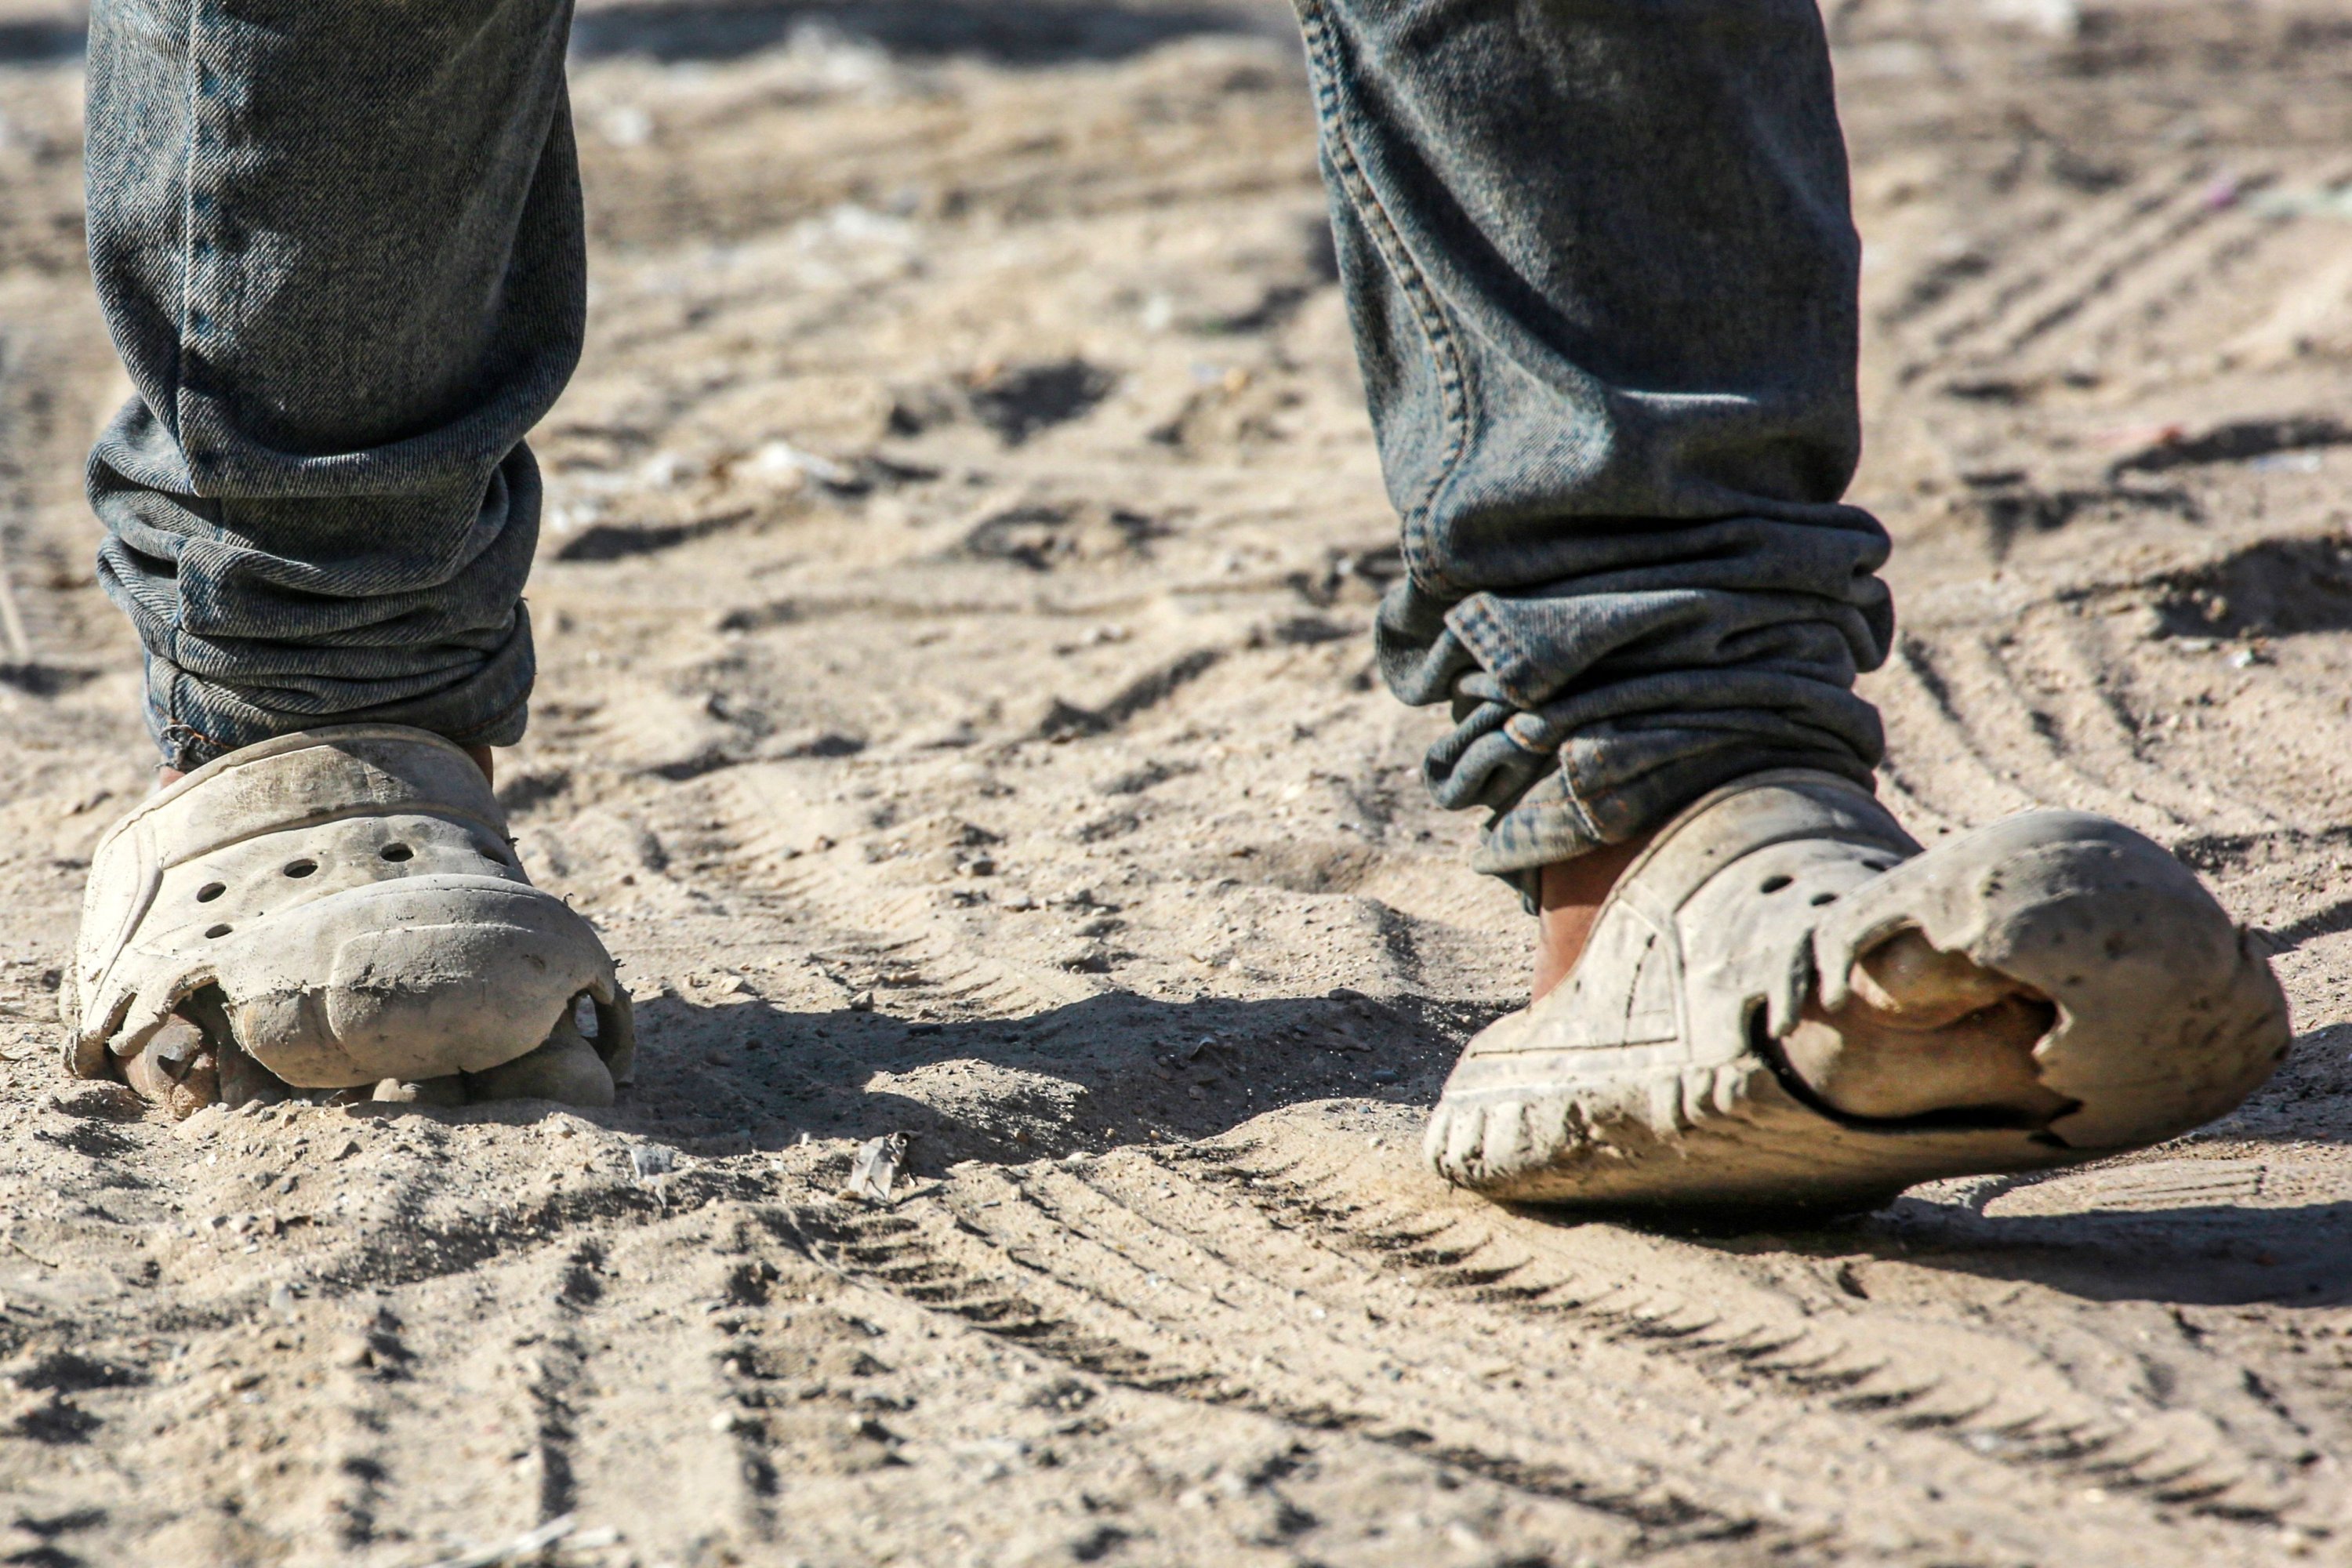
[1425,770,2290,1210]
[62,725,633,1102]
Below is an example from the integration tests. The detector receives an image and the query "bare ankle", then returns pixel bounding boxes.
[1531,833,1652,1003]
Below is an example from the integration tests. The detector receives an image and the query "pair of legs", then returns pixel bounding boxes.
[87,0,1886,888]
[71,0,2287,1203]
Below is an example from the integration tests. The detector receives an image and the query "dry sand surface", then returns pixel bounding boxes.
[6,0,2352,1563]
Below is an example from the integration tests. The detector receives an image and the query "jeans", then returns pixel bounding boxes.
[85,0,1893,897]
[85,0,579,767]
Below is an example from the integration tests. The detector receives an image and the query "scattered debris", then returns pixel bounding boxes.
[2252,183,2352,222]
[416,1512,580,1568]
[744,437,853,488]
[2,1235,60,1272]
[0,553,33,666]
[843,1133,911,1203]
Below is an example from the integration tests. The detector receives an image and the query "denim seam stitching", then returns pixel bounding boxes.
[1495,782,1601,862]
[1448,598,1610,846]
[170,2,203,499]
[1550,753,1607,846]
[162,0,205,742]
[1292,0,1471,600]
[1453,596,1621,849]
[1286,8,1598,860]
[1448,596,1543,712]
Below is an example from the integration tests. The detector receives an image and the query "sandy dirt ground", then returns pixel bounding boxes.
[6,1,2352,1563]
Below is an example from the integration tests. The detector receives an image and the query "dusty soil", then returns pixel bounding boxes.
[7,1,2352,1563]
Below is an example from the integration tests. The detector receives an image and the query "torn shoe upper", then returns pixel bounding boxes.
[1425,769,2290,1208]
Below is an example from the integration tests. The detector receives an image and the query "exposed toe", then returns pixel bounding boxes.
[1781,985,2067,1122]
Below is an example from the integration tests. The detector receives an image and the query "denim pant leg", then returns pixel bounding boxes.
[83,0,583,772]
[1294,0,1897,902]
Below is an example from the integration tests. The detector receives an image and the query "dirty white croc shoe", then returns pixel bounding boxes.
[1425,770,2289,1210]
[62,725,633,1098]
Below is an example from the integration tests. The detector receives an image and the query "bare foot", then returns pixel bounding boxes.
[1532,836,1653,1002]
[159,742,495,790]
[1782,929,2067,1120]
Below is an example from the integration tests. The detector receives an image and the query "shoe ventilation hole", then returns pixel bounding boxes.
[283,858,318,878]
[379,843,414,862]
[1760,874,1793,894]
[195,882,227,903]
[1810,891,1839,906]
[205,924,231,939]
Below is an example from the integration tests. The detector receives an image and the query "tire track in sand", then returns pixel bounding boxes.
[790,1118,2325,1566]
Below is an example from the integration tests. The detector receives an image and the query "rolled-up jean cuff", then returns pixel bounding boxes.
[1472,743,1878,911]
[143,616,535,772]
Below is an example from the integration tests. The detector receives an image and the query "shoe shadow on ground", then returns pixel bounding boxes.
[437,985,1496,1167]
[1853,1194,2352,1308]
[1559,1190,2352,1312]
[1536,1189,2352,1313]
